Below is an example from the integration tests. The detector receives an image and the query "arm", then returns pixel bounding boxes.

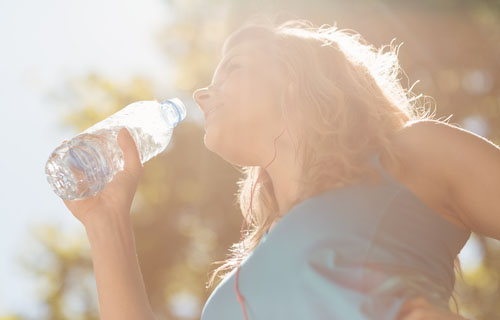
[396,119,500,240]
[63,128,155,320]
[85,213,156,320]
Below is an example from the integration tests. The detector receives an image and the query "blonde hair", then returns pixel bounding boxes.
[206,19,439,290]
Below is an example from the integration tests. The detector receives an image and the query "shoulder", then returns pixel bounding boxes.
[393,118,485,145]
[389,119,474,157]
[390,119,499,194]
[386,119,500,238]
[379,120,456,211]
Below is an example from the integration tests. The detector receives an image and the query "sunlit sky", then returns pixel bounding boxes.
[0,0,484,317]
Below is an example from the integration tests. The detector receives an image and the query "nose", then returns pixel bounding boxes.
[192,87,212,112]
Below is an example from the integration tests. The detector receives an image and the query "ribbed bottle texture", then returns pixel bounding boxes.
[45,98,187,200]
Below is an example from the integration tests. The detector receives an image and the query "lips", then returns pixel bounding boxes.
[205,104,221,119]
[206,107,216,116]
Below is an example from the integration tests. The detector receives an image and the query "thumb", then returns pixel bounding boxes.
[117,128,144,178]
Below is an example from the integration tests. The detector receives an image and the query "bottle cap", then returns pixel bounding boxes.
[160,98,187,127]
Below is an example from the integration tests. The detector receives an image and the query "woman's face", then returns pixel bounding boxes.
[193,40,288,167]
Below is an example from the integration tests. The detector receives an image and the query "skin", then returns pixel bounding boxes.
[381,118,500,241]
[376,124,471,233]
[63,128,153,320]
[193,39,303,227]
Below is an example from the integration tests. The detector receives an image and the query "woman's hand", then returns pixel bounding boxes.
[62,128,144,227]
[396,297,468,320]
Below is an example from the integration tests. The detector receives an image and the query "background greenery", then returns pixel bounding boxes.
[3,0,499,319]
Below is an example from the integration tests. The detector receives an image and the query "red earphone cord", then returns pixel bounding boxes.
[234,129,285,320]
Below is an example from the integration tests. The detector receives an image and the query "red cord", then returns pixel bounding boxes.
[234,129,285,320]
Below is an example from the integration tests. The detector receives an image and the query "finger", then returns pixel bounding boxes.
[117,128,144,178]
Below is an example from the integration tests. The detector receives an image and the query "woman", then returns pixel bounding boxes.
[63,19,500,319]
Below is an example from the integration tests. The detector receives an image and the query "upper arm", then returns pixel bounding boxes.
[399,119,500,240]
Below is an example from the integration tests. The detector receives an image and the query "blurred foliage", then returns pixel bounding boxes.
[454,236,500,319]
[20,225,98,320]
[9,0,499,319]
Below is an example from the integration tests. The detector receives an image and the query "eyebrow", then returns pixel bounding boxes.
[220,54,244,71]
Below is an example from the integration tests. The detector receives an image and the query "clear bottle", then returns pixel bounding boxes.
[45,98,187,200]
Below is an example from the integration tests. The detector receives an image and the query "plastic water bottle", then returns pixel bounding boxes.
[45,98,187,200]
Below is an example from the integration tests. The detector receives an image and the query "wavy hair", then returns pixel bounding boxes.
[206,17,459,311]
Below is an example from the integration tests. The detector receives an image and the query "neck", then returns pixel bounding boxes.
[262,133,302,220]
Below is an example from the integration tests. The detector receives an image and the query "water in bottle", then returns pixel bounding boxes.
[45,98,187,200]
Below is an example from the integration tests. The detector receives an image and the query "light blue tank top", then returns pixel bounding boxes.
[200,152,470,319]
